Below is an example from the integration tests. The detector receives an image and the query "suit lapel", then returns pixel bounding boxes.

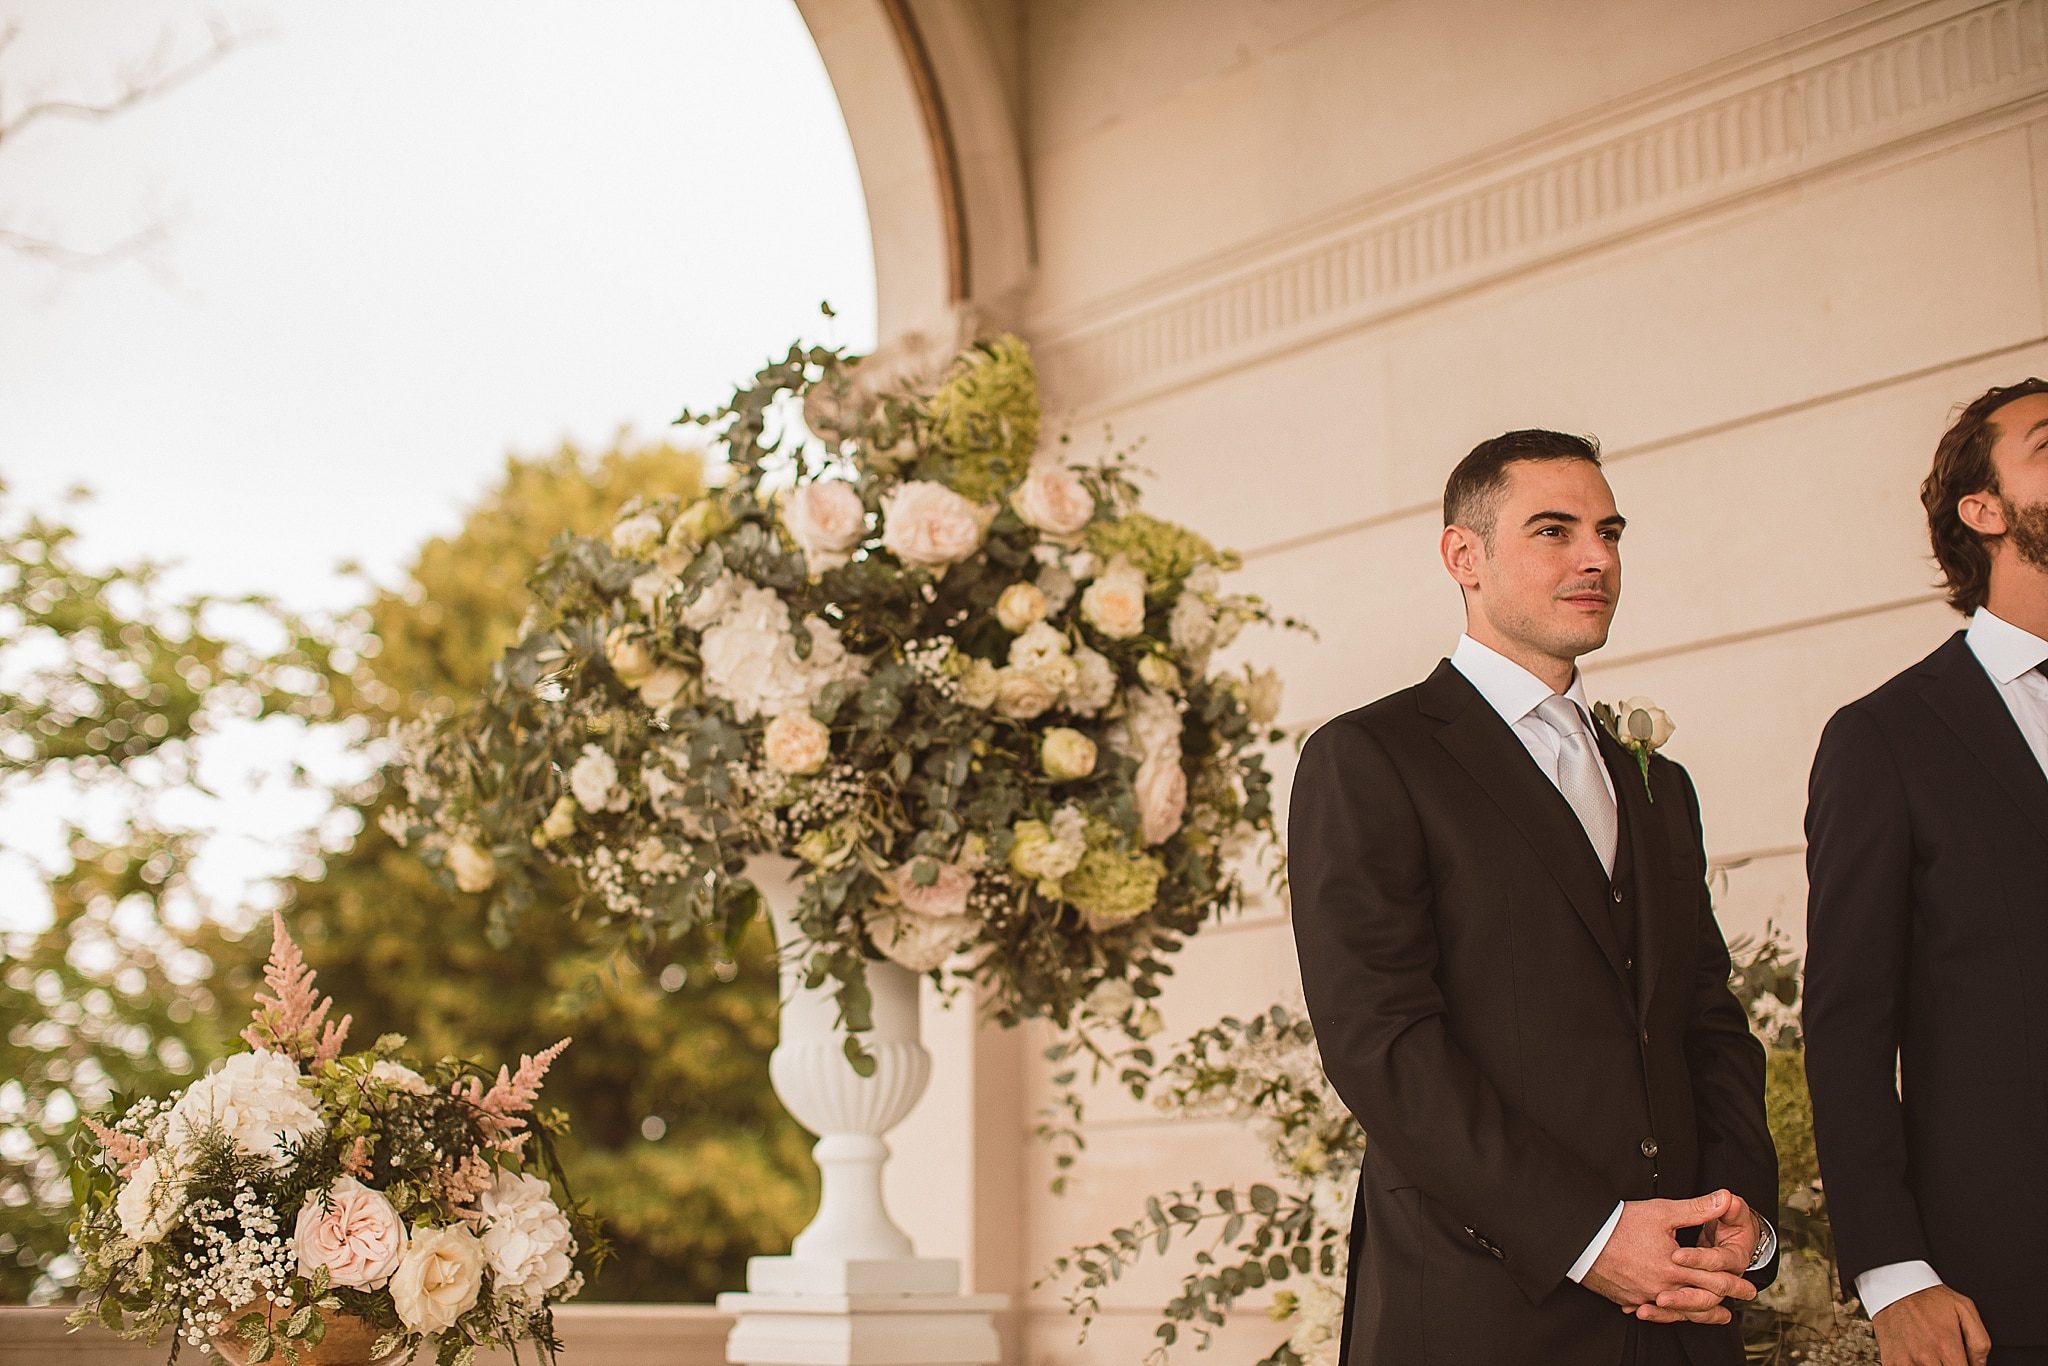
[1918,632,2048,846]
[1599,727,1671,1023]
[1422,663,1631,987]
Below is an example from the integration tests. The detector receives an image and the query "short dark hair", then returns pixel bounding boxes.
[1443,429,1603,541]
[1922,378,2048,615]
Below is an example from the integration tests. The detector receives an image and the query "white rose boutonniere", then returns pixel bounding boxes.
[1592,696,1675,801]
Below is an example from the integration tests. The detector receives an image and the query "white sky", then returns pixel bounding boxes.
[0,0,875,932]
[0,0,876,609]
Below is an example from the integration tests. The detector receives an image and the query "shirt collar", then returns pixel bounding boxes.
[1965,608,2048,685]
[1450,633,1595,729]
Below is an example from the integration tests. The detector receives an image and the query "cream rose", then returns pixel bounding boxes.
[959,657,1000,709]
[166,1050,321,1167]
[476,1170,575,1305]
[1010,462,1095,539]
[890,856,975,919]
[1041,728,1098,781]
[446,842,497,894]
[370,1060,430,1095]
[1617,696,1676,748]
[996,582,1048,632]
[604,627,656,688]
[784,480,867,572]
[1135,749,1188,845]
[1080,557,1148,639]
[116,1153,185,1244]
[294,1176,408,1290]
[763,710,831,775]
[609,510,664,561]
[390,1223,484,1335]
[881,480,988,569]
[993,667,1057,720]
[638,666,692,711]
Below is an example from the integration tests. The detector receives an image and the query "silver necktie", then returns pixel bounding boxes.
[1533,694,1618,876]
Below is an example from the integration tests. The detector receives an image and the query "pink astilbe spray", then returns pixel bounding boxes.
[452,1037,570,1155]
[83,1118,152,1179]
[242,910,352,1066]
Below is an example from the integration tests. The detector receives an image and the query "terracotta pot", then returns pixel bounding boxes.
[209,1302,404,1366]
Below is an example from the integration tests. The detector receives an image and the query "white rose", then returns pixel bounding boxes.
[1135,749,1188,846]
[882,480,988,569]
[446,842,497,894]
[1617,696,1676,748]
[1041,727,1098,781]
[1010,462,1095,539]
[1137,654,1182,694]
[568,745,628,813]
[865,904,979,973]
[370,1060,430,1095]
[389,1223,484,1336]
[610,511,664,561]
[679,568,743,631]
[959,657,999,709]
[784,480,868,572]
[1063,646,1116,716]
[1080,557,1148,639]
[1246,667,1284,726]
[605,627,657,688]
[116,1153,185,1244]
[475,1170,575,1305]
[996,582,1048,633]
[764,710,831,775]
[994,667,1057,720]
[1008,621,1070,673]
[166,1050,322,1167]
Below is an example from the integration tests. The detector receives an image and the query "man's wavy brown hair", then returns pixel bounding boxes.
[1922,378,2048,615]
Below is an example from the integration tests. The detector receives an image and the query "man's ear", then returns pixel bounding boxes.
[1441,524,1484,591]
[1958,488,2007,538]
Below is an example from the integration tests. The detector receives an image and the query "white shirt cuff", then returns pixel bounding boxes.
[1856,1261,1943,1317]
[1566,1201,1625,1282]
[1748,1215,1776,1270]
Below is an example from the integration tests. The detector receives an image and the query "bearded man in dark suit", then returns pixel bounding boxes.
[1805,379,2048,1366]
[1288,429,1779,1366]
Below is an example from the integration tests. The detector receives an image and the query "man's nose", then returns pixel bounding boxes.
[1578,538,1617,575]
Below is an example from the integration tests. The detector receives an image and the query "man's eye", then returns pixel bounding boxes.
[1601,529,1622,542]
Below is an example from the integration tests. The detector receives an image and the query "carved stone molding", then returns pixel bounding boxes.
[1034,0,2048,413]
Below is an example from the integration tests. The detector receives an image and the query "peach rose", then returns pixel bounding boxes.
[785,480,867,571]
[1010,462,1095,540]
[882,480,988,569]
[294,1176,408,1290]
[890,856,975,918]
[1080,557,1148,639]
[763,710,831,775]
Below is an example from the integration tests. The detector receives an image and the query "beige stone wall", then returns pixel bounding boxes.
[985,0,2048,1359]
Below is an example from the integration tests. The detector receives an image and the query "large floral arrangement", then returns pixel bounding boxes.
[68,913,595,1364]
[386,332,1300,1059]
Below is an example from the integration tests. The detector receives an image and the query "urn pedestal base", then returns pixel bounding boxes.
[716,1289,1006,1366]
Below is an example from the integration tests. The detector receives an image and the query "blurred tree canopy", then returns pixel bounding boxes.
[0,441,815,1304]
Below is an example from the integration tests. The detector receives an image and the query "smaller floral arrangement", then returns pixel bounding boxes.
[1045,1005,1358,1366]
[1592,695,1675,800]
[67,913,596,1365]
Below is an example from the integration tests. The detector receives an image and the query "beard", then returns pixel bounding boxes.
[2000,494,2048,571]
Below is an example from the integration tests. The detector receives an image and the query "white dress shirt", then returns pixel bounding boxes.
[1449,635,1774,1285]
[1854,608,2048,1318]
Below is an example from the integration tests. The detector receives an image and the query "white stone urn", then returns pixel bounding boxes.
[739,852,947,1292]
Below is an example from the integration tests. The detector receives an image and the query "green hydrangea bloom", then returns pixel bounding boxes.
[1063,819,1166,929]
[1086,511,1240,588]
[919,334,1041,503]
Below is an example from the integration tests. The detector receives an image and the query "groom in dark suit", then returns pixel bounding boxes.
[1804,379,2048,1366]
[1289,430,1778,1366]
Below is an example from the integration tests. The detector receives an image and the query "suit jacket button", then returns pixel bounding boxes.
[1612,888,1623,903]
[1490,1245,1505,1260]
[1641,1138,1659,1159]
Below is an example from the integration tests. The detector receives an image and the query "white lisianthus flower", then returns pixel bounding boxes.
[1083,978,1138,1021]
[881,480,989,569]
[1288,1277,1347,1366]
[1617,696,1677,748]
[604,626,657,687]
[763,710,831,775]
[1009,462,1095,540]
[1032,653,1079,695]
[679,568,744,631]
[1245,667,1284,726]
[1066,549,1102,582]
[569,745,629,813]
[1007,621,1070,674]
[609,510,664,561]
[166,1050,322,1167]
[1035,561,1078,615]
[446,842,497,894]
[784,480,868,572]
[1008,805,1087,890]
[993,667,1058,720]
[1137,654,1182,694]
[1309,1173,1353,1228]
[959,657,1000,709]
[996,582,1049,633]
[628,569,677,615]
[1041,727,1098,781]
[1110,685,1185,763]
[370,1060,430,1095]
[390,1224,485,1336]
[116,1152,186,1244]
[1080,556,1148,639]
[476,1170,575,1305]
[1169,590,1217,660]
[1134,749,1189,846]
[1063,646,1116,716]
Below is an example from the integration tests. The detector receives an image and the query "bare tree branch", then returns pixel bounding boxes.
[0,14,244,148]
